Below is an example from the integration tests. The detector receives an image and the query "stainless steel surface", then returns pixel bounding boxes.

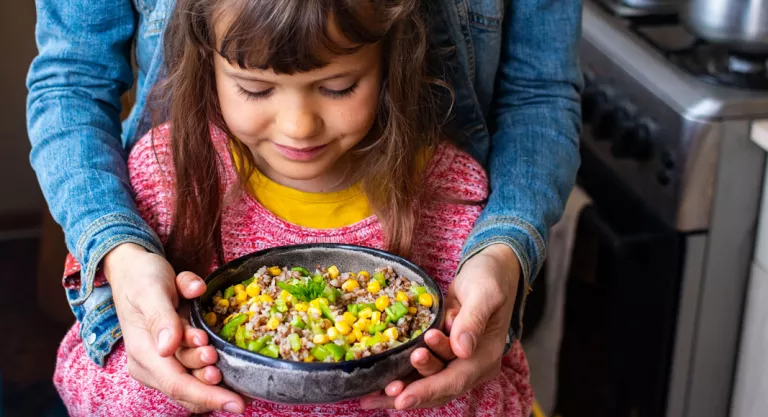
[683,121,764,417]
[583,2,768,119]
[595,0,679,17]
[581,3,768,416]
[681,0,768,55]
[666,234,707,417]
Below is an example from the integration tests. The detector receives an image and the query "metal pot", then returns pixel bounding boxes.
[681,0,768,55]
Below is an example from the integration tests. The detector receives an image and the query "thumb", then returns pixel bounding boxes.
[449,290,494,359]
[139,286,184,358]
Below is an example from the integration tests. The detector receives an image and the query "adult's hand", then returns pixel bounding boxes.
[360,243,520,410]
[104,243,245,414]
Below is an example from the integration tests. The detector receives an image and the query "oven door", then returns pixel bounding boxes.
[554,154,683,417]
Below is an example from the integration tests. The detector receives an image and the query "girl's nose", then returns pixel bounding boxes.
[275,99,322,141]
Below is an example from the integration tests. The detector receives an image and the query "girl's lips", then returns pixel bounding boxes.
[272,143,328,162]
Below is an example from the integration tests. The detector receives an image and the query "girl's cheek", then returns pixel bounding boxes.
[224,105,271,142]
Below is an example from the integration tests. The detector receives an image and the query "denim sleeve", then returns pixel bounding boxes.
[460,0,583,340]
[26,0,164,306]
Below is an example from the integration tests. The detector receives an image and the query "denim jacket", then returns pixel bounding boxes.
[27,0,582,366]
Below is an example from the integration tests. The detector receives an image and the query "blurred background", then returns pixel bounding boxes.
[4,0,768,417]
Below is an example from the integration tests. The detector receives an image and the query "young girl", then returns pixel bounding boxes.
[53,0,533,415]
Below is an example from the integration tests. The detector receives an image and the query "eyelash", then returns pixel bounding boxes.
[236,82,360,101]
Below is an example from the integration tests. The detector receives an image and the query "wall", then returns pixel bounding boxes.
[0,1,44,218]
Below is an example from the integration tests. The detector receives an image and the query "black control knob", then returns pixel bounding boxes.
[611,121,654,160]
[594,105,629,141]
[581,84,602,123]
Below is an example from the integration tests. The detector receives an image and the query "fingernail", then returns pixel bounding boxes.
[194,335,203,346]
[223,402,242,413]
[201,351,210,363]
[157,329,171,349]
[400,395,417,409]
[460,332,476,355]
[189,280,203,292]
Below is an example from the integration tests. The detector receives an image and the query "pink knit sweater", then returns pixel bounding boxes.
[53,124,533,417]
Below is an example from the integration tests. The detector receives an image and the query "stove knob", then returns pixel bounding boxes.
[581,84,603,123]
[594,105,628,140]
[611,121,654,160]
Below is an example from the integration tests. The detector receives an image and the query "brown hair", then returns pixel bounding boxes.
[154,0,448,275]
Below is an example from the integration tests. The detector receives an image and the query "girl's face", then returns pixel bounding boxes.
[214,30,382,192]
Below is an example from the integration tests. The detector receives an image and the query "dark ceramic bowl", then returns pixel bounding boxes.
[191,244,444,405]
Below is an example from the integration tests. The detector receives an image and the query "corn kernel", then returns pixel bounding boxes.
[396,291,409,303]
[279,290,293,303]
[408,307,418,314]
[235,291,248,304]
[360,336,371,346]
[358,270,370,280]
[247,311,256,320]
[383,327,399,341]
[353,318,369,331]
[371,311,382,325]
[234,284,246,294]
[308,307,322,318]
[322,319,333,329]
[342,312,357,325]
[335,321,352,335]
[418,293,433,307]
[327,327,341,340]
[304,356,314,362]
[309,297,328,308]
[313,334,330,344]
[216,299,230,309]
[328,265,340,279]
[259,294,275,304]
[212,295,222,304]
[294,302,309,312]
[266,316,281,330]
[353,329,364,342]
[367,280,381,294]
[203,312,217,327]
[375,295,390,311]
[223,313,236,324]
[358,307,373,319]
[345,333,357,344]
[341,279,360,292]
[268,266,282,276]
[245,283,261,297]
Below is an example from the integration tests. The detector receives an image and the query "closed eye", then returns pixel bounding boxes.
[236,85,273,101]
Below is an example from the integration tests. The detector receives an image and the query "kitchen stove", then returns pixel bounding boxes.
[555,2,768,417]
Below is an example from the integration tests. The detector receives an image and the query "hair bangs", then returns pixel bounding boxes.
[215,0,385,74]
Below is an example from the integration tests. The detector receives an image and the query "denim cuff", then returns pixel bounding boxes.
[69,213,164,306]
[459,216,546,346]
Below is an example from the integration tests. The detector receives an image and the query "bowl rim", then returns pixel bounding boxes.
[191,243,445,371]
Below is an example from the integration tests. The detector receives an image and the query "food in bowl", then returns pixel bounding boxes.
[202,264,436,363]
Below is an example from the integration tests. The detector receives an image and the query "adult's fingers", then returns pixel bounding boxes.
[192,366,223,385]
[447,289,497,359]
[443,286,461,333]
[411,348,446,377]
[175,345,218,370]
[145,353,245,413]
[177,271,207,300]
[131,288,184,357]
[423,329,456,361]
[181,319,208,348]
[394,356,499,410]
